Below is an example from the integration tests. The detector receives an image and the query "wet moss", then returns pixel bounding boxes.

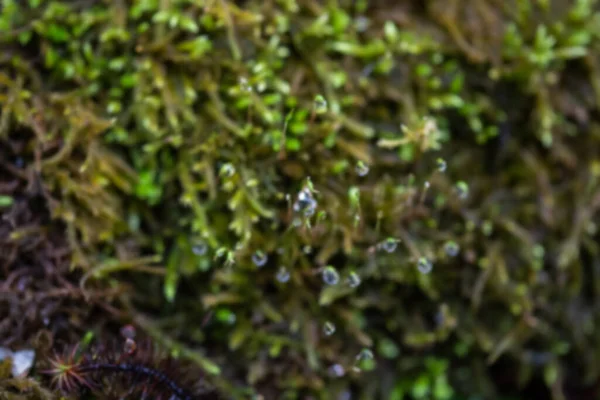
[1,0,600,399]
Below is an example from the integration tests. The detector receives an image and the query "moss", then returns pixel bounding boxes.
[1,0,600,399]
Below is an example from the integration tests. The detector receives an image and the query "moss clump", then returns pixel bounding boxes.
[1,0,600,399]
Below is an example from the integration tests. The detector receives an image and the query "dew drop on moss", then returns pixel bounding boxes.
[219,163,236,177]
[443,241,460,257]
[436,158,447,172]
[192,239,208,256]
[455,181,469,199]
[276,266,290,283]
[347,271,361,288]
[323,321,336,336]
[417,257,433,274]
[381,237,398,253]
[356,348,374,362]
[355,161,369,177]
[252,250,268,267]
[353,348,376,372]
[322,266,340,285]
[314,94,328,115]
[328,364,345,377]
[294,187,317,217]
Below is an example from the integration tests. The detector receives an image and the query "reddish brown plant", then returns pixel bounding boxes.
[43,337,220,400]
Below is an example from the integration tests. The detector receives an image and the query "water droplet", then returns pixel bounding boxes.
[417,257,433,274]
[443,241,460,257]
[219,163,236,177]
[252,250,268,267]
[192,239,208,256]
[328,364,345,377]
[436,158,447,172]
[347,271,361,288]
[322,266,340,285]
[355,348,374,362]
[355,161,369,177]
[314,94,327,115]
[294,188,317,217]
[381,237,398,253]
[323,321,336,336]
[353,348,375,372]
[276,266,290,283]
[455,181,469,199]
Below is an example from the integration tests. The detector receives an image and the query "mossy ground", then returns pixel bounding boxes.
[1,0,600,399]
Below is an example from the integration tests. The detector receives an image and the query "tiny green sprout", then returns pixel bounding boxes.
[224,252,236,267]
[304,177,318,193]
[216,308,237,325]
[481,220,493,236]
[82,331,95,346]
[0,196,14,207]
[215,247,228,259]
[384,21,399,43]
[313,94,328,115]
[532,244,545,259]
[215,247,236,267]
[164,270,178,302]
[348,186,360,209]
[316,210,327,222]
[378,338,400,359]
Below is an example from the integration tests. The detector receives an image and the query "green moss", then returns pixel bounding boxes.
[2,0,600,398]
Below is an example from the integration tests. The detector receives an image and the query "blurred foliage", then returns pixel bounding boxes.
[2,0,600,399]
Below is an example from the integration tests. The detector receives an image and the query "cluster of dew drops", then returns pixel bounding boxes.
[250,157,465,380]
[191,155,467,382]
